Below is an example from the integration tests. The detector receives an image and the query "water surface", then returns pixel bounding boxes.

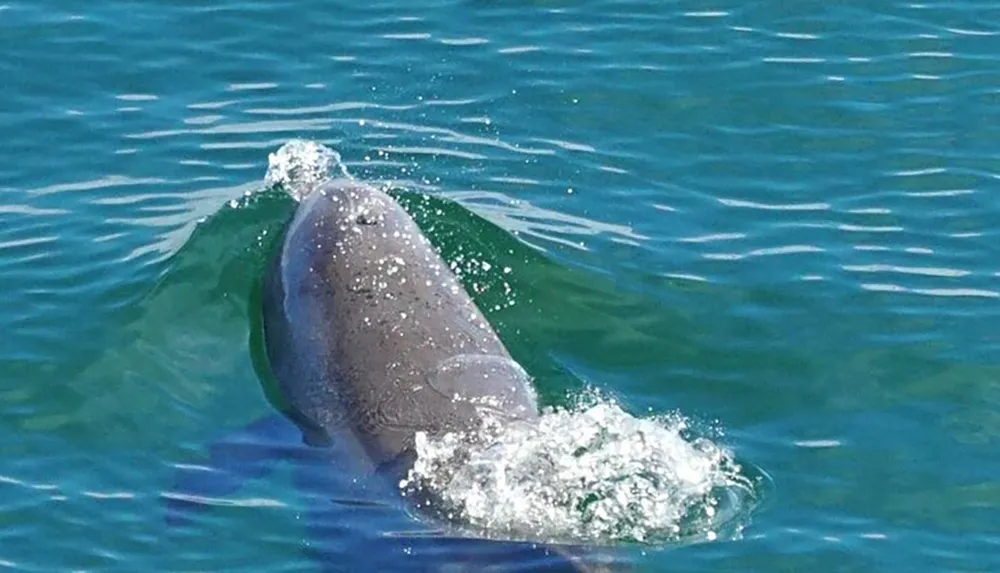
[2,0,999,571]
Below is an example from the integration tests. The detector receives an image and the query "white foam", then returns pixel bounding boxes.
[400,393,755,547]
[264,139,348,201]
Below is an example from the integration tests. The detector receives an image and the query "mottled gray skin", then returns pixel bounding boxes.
[261,179,622,572]
[262,179,538,469]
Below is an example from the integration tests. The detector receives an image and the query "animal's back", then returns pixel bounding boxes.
[262,180,538,467]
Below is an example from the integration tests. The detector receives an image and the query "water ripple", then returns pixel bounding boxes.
[843,264,972,278]
[3,0,1000,570]
[860,284,1000,299]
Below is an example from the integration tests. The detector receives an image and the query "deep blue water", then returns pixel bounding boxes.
[3,0,1000,571]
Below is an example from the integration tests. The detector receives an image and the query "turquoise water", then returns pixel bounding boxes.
[3,0,1000,571]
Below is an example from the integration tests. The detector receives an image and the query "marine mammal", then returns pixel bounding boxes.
[259,178,624,571]
[261,179,538,473]
[166,177,621,571]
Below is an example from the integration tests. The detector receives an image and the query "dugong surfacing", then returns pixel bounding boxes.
[262,179,537,469]
[259,179,618,571]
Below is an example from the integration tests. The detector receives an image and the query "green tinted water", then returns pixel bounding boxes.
[2,0,999,571]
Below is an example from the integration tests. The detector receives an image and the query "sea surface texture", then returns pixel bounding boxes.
[2,0,999,571]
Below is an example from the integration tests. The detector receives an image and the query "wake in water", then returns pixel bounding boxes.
[263,139,763,549]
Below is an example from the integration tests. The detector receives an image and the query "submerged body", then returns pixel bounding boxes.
[258,179,623,571]
[262,179,537,471]
[245,178,630,573]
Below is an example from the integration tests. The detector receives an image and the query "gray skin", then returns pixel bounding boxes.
[262,179,622,572]
[262,178,538,471]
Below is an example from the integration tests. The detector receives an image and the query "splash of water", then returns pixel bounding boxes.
[400,392,757,547]
[264,139,349,201]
